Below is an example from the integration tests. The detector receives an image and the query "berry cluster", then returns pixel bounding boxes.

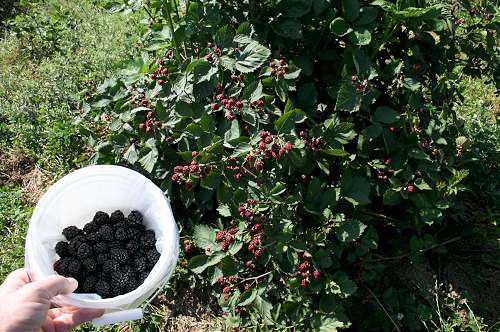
[251,131,293,172]
[292,256,320,287]
[205,42,222,62]
[224,157,245,182]
[215,226,239,251]
[299,131,321,150]
[53,210,160,298]
[238,200,256,220]
[150,58,169,86]
[139,111,161,133]
[171,160,207,190]
[351,75,368,94]
[128,91,150,108]
[376,158,394,180]
[217,274,238,301]
[269,59,289,80]
[249,99,265,110]
[212,94,244,121]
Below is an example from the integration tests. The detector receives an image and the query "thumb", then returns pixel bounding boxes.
[24,275,78,300]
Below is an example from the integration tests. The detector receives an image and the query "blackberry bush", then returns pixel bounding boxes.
[84,0,498,329]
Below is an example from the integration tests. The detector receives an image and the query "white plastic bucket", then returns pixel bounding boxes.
[25,165,179,325]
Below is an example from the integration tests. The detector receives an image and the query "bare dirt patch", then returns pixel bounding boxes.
[0,149,48,203]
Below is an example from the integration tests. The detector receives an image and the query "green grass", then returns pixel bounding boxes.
[0,0,140,175]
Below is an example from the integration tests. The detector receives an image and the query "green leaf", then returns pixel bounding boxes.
[335,219,367,242]
[242,81,264,102]
[228,241,243,255]
[363,124,382,140]
[239,287,258,306]
[333,271,358,296]
[219,56,236,71]
[284,0,312,17]
[219,256,239,276]
[383,189,401,206]
[192,225,214,249]
[348,28,372,45]
[403,77,421,91]
[123,144,139,165]
[321,149,349,157]
[373,106,400,124]
[275,79,289,102]
[139,149,158,173]
[270,182,286,196]
[335,83,360,112]
[214,25,234,50]
[298,82,318,108]
[235,41,271,73]
[341,175,371,206]
[356,7,378,25]
[217,203,232,217]
[330,17,351,37]
[313,316,349,332]
[414,178,432,190]
[189,255,210,274]
[275,108,306,133]
[342,0,360,22]
[224,120,241,143]
[272,19,303,40]
[394,7,440,20]
[253,296,274,324]
[409,148,429,160]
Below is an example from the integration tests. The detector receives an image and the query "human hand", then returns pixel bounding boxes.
[0,269,104,332]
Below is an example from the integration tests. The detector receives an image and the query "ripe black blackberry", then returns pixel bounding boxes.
[68,236,85,256]
[111,270,130,287]
[110,210,125,224]
[126,240,139,253]
[126,227,143,241]
[86,232,99,243]
[134,257,147,272]
[67,259,82,276]
[124,277,138,293]
[145,249,160,267]
[62,226,82,241]
[83,221,99,234]
[55,241,69,258]
[108,241,122,250]
[138,271,149,283]
[98,225,114,241]
[93,211,110,225]
[93,242,107,255]
[110,284,123,298]
[96,253,109,265]
[141,230,156,248]
[81,275,97,293]
[110,248,129,264]
[114,227,128,241]
[95,280,110,298]
[102,260,119,274]
[53,258,70,275]
[127,210,143,224]
[133,249,146,259]
[77,243,92,259]
[82,258,97,271]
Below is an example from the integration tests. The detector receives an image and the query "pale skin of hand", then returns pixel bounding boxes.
[0,269,104,332]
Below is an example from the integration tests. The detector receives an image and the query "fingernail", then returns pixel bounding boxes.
[67,277,78,288]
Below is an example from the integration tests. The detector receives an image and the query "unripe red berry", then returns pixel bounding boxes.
[299,130,307,138]
[255,160,264,172]
[313,270,320,279]
[259,131,269,138]
[389,127,396,132]
[211,103,220,111]
[228,275,237,283]
[284,142,293,151]
[217,276,226,286]
[205,54,213,62]
[191,151,199,158]
[225,233,234,243]
[351,74,358,82]
[300,278,308,287]
[264,135,273,144]
[248,198,257,206]
[278,148,286,158]
[236,100,244,109]
[151,74,157,80]
[159,59,165,66]
[139,123,145,130]
[216,231,226,242]
[234,173,242,181]
[207,42,214,48]
[222,286,231,294]
[157,79,165,85]
[258,141,267,150]
[215,84,223,94]
[406,185,415,193]
[228,227,239,235]
[254,248,263,259]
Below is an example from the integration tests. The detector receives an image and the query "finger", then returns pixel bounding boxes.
[52,309,105,332]
[23,275,78,300]
[41,316,56,332]
[0,268,32,292]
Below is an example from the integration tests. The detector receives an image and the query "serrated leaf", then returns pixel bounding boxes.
[275,108,306,133]
[219,56,236,71]
[356,7,378,25]
[239,287,258,306]
[298,82,318,108]
[228,241,243,255]
[235,41,271,73]
[363,123,382,140]
[139,149,158,173]
[214,25,234,50]
[335,83,360,112]
[123,144,139,164]
[217,203,232,217]
[243,81,264,102]
[341,175,371,206]
[189,255,210,274]
[270,182,286,196]
[193,225,214,249]
[349,28,372,45]
[219,256,239,275]
[253,296,274,324]
[224,120,241,143]
[373,106,400,124]
[321,149,349,157]
[313,316,349,332]
[335,219,367,242]
[414,178,432,190]
[383,189,401,206]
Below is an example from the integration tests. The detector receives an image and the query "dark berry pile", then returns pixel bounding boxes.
[53,210,160,298]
